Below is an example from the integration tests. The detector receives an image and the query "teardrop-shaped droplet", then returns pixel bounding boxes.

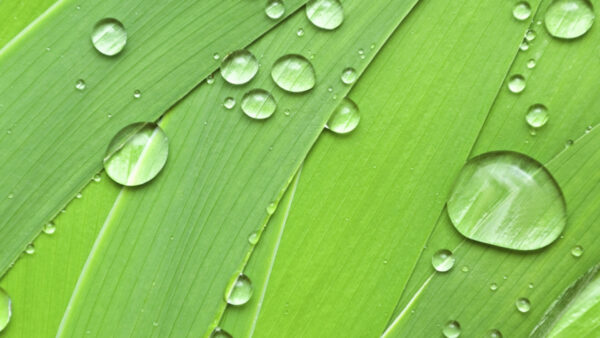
[271,54,316,93]
[508,75,526,93]
[226,274,253,306]
[241,89,277,119]
[266,1,285,19]
[513,2,532,21]
[326,98,360,134]
[306,0,344,30]
[104,122,169,187]
[91,18,127,56]
[210,327,233,338]
[545,0,594,39]
[432,249,455,272]
[526,104,549,128]
[447,151,566,250]
[220,50,259,85]
[341,67,357,84]
[443,320,461,338]
[248,231,259,245]
[0,288,11,332]
[516,297,531,313]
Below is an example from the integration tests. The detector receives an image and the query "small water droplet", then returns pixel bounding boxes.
[271,54,316,93]
[488,329,503,338]
[75,79,86,91]
[306,0,344,30]
[133,90,141,99]
[226,274,253,306]
[297,28,305,36]
[206,74,215,85]
[107,114,112,119]
[91,18,127,56]
[210,327,233,338]
[520,40,530,51]
[508,75,526,93]
[341,67,357,84]
[566,139,574,147]
[266,202,277,215]
[503,275,508,280]
[265,1,285,19]
[586,125,593,133]
[529,283,534,288]
[545,0,594,39]
[326,98,360,134]
[443,320,461,338]
[6,193,13,199]
[224,97,236,110]
[43,222,56,235]
[513,2,532,21]
[516,297,531,313]
[527,59,536,68]
[490,283,498,291]
[284,109,291,116]
[0,288,11,332]
[76,193,82,199]
[571,245,583,257]
[241,89,276,119]
[248,232,259,245]
[526,104,549,128]
[220,50,259,85]
[461,266,469,273]
[25,244,35,255]
[213,53,220,60]
[525,29,537,41]
[432,249,455,272]
[92,174,101,182]
[104,122,169,186]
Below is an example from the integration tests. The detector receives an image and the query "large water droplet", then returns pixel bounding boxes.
[210,327,233,338]
[266,1,285,19]
[508,75,526,93]
[91,18,127,56]
[220,50,259,85]
[545,0,594,39]
[513,2,532,20]
[516,297,531,313]
[226,274,253,306]
[0,288,11,332]
[526,104,549,128]
[271,54,316,93]
[306,0,344,30]
[447,151,566,251]
[241,89,277,120]
[571,245,583,257]
[443,320,461,338]
[326,98,360,134]
[432,249,455,272]
[104,122,169,187]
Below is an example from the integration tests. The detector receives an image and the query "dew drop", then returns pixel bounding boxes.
[525,29,537,41]
[206,74,215,85]
[306,0,344,30]
[6,193,13,199]
[526,104,549,128]
[224,97,236,110]
[91,18,127,56]
[447,151,566,250]
[266,1,285,19]
[25,244,35,255]
[571,245,583,257]
[520,40,530,51]
[266,202,277,215]
[104,122,169,187]
[248,232,259,245]
[508,75,526,93]
[210,327,233,338]
[516,297,531,313]
[461,266,470,273]
[326,98,360,134]
[213,53,220,60]
[488,329,503,338]
[220,50,259,85]
[92,174,101,182]
[545,0,594,39]
[513,2,532,20]
[443,320,461,338]
[75,79,86,91]
[76,192,82,199]
[271,54,316,93]
[529,283,534,288]
[490,283,498,291]
[226,274,253,306]
[241,89,277,119]
[432,249,455,272]
[527,59,536,68]
[0,288,11,332]
[297,28,305,36]
[341,67,357,84]
[43,221,56,235]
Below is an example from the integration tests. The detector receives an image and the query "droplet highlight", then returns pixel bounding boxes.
[220,50,259,85]
[526,104,549,128]
[306,0,344,30]
[326,98,360,134]
[226,274,253,306]
[545,0,594,39]
[91,18,127,56]
[241,89,277,119]
[432,249,455,272]
[271,54,316,93]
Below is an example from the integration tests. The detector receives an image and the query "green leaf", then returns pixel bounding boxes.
[0,0,55,47]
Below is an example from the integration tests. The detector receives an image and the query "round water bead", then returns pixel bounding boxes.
[443,320,461,338]
[241,89,277,119]
[271,54,316,93]
[526,104,549,128]
[545,0,594,39]
[431,249,455,272]
[91,18,127,56]
[306,0,344,30]
[326,98,360,134]
[226,274,253,306]
[220,50,259,85]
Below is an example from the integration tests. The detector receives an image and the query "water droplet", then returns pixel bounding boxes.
[241,89,277,119]
[571,245,583,257]
[527,59,536,68]
[210,327,233,338]
[341,67,357,84]
[213,53,220,60]
[271,54,316,93]
[76,193,82,199]
[75,79,86,91]
[461,266,469,273]
[25,244,35,255]
[6,193,13,199]
[266,1,285,19]
[248,232,259,245]
[224,97,236,110]
[92,174,101,182]
[43,222,56,235]
[297,28,305,36]
[266,202,277,215]
[529,283,534,288]
[443,320,461,338]
[520,40,530,51]
[104,122,169,186]
[206,74,215,85]
[513,2,532,20]
[91,18,127,56]
[526,104,549,128]
[133,90,141,99]
[226,274,253,306]
[488,329,503,338]
[516,297,531,313]
[447,151,566,250]
[566,139,574,147]
[220,50,259,85]
[432,249,455,272]
[525,29,537,41]
[508,75,526,93]
[490,283,498,291]
[306,0,344,30]
[326,98,360,134]
[0,288,11,332]
[503,275,508,280]
[545,0,594,39]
